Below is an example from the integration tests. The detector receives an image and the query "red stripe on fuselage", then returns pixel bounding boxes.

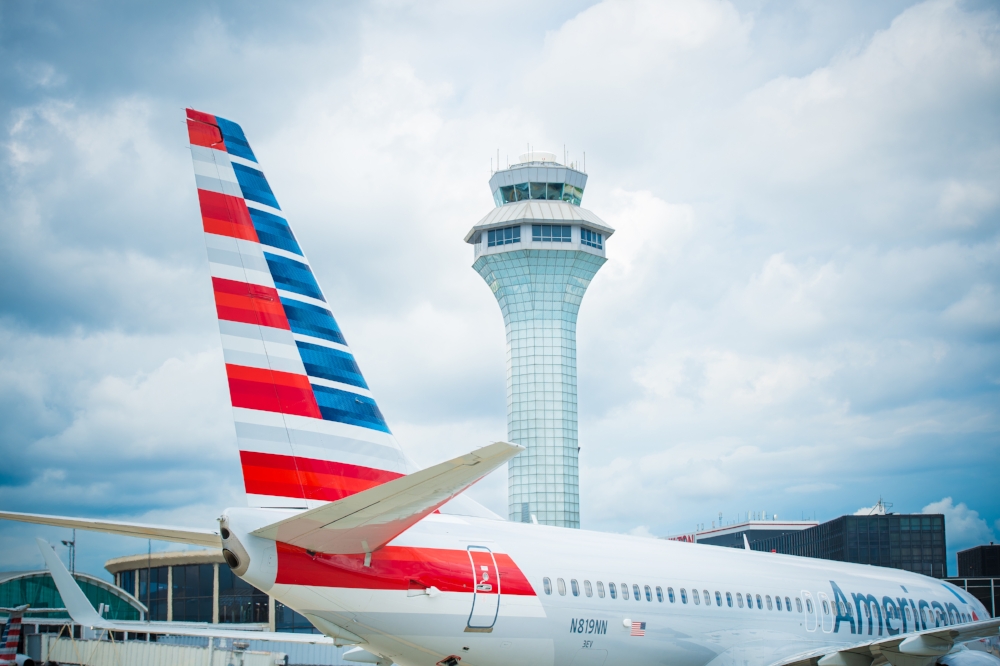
[241,451,403,501]
[226,364,321,419]
[199,189,258,242]
[212,277,290,330]
[276,542,536,596]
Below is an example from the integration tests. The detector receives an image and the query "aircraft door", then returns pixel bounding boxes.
[817,591,834,633]
[466,546,500,632]
[802,591,817,632]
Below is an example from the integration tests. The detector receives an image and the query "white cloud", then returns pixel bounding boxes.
[923,497,996,549]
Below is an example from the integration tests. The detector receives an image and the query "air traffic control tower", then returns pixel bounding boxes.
[465,151,614,528]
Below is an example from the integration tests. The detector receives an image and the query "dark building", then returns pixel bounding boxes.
[750,514,947,578]
[957,544,1000,577]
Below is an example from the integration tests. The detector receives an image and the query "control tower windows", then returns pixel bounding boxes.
[496,182,583,205]
[532,224,571,242]
[488,225,521,247]
[581,228,603,249]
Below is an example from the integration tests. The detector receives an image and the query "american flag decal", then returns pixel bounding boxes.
[630,621,646,637]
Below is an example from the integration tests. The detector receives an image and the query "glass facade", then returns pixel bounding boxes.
[218,567,269,624]
[751,514,947,578]
[532,225,572,242]
[139,566,169,621]
[581,228,603,249]
[474,248,607,528]
[172,564,214,622]
[0,573,142,622]
[274,600,321,633]
[494,183,583,206]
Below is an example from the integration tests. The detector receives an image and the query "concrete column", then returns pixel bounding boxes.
[166,566,173,622]
[268,595,276,632]
[212,564,219,624]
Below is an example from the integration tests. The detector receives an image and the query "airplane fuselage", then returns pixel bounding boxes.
[225,508,991,666]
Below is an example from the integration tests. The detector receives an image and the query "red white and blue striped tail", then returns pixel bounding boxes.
[186,109,412,509]
[0,605,25,663]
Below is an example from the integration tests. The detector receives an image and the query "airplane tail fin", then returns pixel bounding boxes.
[0,604,29,663]
[186,110,412,509]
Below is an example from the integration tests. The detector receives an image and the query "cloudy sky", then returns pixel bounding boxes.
[1,0,998,579]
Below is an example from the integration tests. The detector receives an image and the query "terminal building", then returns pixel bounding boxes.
[668,510,948,579]
[465,151,614,528]
[945,543,1000,618]
[106,549,317,633]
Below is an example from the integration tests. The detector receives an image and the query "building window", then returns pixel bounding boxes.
[584,580,593,597]
[274,600,320,634]
[172,564,215,623]
[138,567,169,621]
[543,578,552,595]
[497,182,581,205]
[218,567,268,623]
[487,225,520,247]
[557,578,567,596]
[120,570,136,598]
[532,224,571,242]
[581,228,603,249]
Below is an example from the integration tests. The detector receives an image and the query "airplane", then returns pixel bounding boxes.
[2,109,999,666]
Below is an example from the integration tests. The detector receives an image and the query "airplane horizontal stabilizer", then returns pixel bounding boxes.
[251,441,523,555]
[771,618,1000,666]
[0,510,221,548]
[35,539,334,644]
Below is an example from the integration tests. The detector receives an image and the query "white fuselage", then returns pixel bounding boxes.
[225,509,989,666]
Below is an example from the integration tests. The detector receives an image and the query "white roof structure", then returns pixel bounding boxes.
[464,200,615,243]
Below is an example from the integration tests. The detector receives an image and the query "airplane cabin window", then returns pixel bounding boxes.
[785,596,792,612]
[737,593,744,608]
[584,580,593,597]
[622,584,630,601]
[747,593,754,609]
[609,583,617,599]
[806,599,813,614]
[693,589,701,605]
[726,592,733,607]
[656,586,664,602]
[767,595,773,610]
[645,585,652,602]
[597,581,605,598]
[633,584,641,602]
[543,577,552,595]
[796,598,803,613]
[571,579,580,597]
[681,588,688,604]
[776,596,782,611]
[704,590,711,606]
[756,595,763,610]
[716,591,723,607]
[557,578,567,596]
[668,587,676,603]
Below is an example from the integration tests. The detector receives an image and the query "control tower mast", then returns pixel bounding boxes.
[465,151,614,528]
